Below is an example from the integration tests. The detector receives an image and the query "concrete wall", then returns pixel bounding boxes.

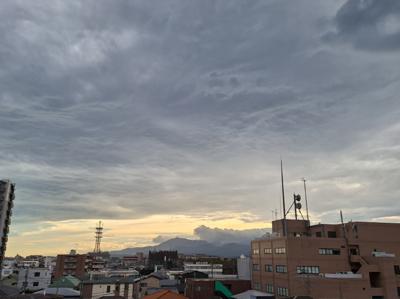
[16,268,51,291]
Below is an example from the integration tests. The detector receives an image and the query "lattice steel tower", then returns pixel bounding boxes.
[94,221,103,253]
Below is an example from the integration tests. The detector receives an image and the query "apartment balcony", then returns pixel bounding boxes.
[64,259,77,263]
[323,272,362,279]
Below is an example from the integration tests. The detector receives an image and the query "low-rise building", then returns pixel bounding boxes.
[185,279,251,299]
[183,262,223,277]
[17,267,52,292]
[88,269,140,280]
[148,251,178,270]
[122,254,145,267]
[133,272,181,299]
[80,277,135,299]
[16,260,40,268]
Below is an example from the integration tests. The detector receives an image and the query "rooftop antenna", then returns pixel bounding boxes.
[280,159,287,236]
[94,221,103,253]
[271,209,278,220]
[301,178,310,223]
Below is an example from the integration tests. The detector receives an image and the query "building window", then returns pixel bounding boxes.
[394,265,400,275]
[34,272,40,277]
[319,248,340,255]
[277,287,289,296]
[252,248,259,255]
[266,283,273,293]
[264,248,272,254]
[33,282,39,287]
[276,265,287,273]
[327,231,337,238]
[397,287,400,296]
[253,264,260,271]
[106,286,111,293]
[315,231,322,237]
[275,247,286,254]
[265,264,273,272]
[253,282,260,290]
[296,266,320,274]
[369,272,382,288]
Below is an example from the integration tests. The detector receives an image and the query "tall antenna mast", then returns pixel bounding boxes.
[301,178,310,223]
[281,160,287,236]
[94,221,103,253]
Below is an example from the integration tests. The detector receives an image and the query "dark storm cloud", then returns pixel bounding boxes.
[325,0,400,51]
[0,0,400,231]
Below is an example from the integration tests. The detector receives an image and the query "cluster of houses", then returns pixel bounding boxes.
[0,251,258,299]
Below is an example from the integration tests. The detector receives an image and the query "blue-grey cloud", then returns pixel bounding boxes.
[325,0,400,51]
[0,0,399,235]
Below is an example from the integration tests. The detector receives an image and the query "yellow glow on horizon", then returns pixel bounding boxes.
[7,212,270,256]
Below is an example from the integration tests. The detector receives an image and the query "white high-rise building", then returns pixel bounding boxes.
[0,179,15,266]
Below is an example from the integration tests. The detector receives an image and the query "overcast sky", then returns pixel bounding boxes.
[2,0,400,255]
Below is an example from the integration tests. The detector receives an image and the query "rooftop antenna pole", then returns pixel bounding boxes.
[281,159,287,236]
[302,178,310,223]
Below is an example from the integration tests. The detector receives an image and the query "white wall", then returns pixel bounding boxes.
[237,256,251,280]
[17,268,51,291]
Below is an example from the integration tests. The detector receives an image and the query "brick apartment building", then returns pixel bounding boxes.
[54,252,88,279]
[251,218,400,299]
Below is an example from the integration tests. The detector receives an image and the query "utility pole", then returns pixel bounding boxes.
[281,160,287,236]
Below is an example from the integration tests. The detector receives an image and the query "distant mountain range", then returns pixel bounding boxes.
[110,237,250,258]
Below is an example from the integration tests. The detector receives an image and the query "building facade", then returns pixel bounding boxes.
[148,251,179,269]
[183,262,223,277]
[81,277,135,299]
[237,255,251,280]
[0,179,15,266]
[17,267,52,292]
[54,252,88,279]
[251,218,400,298]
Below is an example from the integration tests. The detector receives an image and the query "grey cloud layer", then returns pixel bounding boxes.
[0,0,400,229]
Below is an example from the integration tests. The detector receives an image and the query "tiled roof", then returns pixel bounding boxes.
[142,290,188,299]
